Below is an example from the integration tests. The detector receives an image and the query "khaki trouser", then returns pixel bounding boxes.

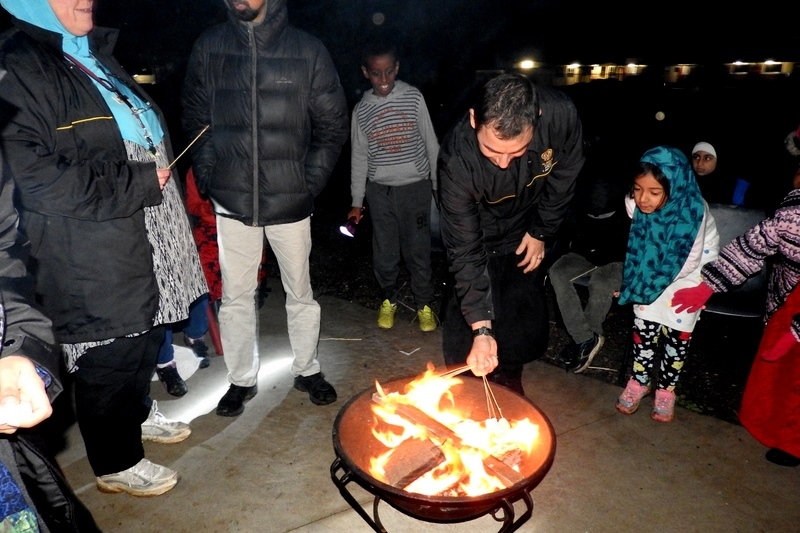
[216,215,321,387]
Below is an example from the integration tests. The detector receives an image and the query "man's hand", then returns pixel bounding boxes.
[0,356,52,434]
[515,233,545,273]
[466,321,498,376]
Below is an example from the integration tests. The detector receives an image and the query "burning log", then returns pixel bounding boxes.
[382,438,445,488]
[372,393,524,488]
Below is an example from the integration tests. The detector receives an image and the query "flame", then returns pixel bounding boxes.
[369,363,539,496]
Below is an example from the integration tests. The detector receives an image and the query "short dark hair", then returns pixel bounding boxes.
[472,73,540,139]
[360,39,398,68]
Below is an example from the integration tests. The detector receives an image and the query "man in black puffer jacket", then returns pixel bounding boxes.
[182,0,348,415]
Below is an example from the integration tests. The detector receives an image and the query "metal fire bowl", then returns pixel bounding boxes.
[332,375,556,522]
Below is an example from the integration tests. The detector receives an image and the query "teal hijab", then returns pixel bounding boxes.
[618,146,705,305]
[0,0,164,148]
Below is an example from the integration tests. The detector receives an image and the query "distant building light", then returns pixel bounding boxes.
[627,63,637,68]
[567,63,581,69]
[518,59,535,70]
[733,61,745,66]
[764,59,777,65]
[133,73,156,85]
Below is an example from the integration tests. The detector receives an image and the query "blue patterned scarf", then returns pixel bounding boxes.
[618,146,705,305]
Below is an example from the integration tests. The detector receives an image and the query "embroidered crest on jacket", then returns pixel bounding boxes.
[541,148,554,172]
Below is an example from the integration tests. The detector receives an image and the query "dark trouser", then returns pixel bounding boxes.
[442,253,548,380]
[366,179,434,308]
[548,253,623,345]
[158,293,210,364]
[73,327,164,476]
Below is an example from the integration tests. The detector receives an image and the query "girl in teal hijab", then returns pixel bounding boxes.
[618,146,705,305]
[0,0,164,150]
[615,145,719,423]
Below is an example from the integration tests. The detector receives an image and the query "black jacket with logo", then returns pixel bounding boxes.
[438,86,585,325]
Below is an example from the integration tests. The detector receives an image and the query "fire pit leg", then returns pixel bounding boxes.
[330,457,388,533]
[489,491,535,533]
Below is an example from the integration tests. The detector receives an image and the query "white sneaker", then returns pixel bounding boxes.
[141,400,191,444]
[96,458,179,496]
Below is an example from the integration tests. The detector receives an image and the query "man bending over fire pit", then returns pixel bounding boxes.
[438,73,585,395]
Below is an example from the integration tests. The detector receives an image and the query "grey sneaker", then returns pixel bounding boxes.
[96,458,179,496]
[141,400,191,444]
[573,333,605,374]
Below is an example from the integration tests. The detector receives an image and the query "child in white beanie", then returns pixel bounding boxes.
[691,141,752,207]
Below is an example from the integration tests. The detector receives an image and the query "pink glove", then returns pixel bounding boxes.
[761,330,799,362]
[671,282,714,313]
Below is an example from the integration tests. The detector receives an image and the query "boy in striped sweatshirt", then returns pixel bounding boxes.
[346,39,440,332]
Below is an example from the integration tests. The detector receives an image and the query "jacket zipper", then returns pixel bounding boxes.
[249,25,259,225]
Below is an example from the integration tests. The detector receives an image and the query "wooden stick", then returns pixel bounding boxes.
[167,124,209,169]
[372,393,524,487]
[437,364,471,378]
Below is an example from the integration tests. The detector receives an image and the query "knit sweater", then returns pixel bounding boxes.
[350,80,439,208]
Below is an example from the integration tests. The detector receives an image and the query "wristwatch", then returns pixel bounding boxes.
[472,326,495,339]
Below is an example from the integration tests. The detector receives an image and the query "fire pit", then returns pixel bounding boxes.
[330,371,556,532]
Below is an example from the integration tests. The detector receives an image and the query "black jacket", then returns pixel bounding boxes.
[438,86,585,325]
[0,155,100,532]
[0,19,167,343]
[181,0,349,226]
[564,206,630,267]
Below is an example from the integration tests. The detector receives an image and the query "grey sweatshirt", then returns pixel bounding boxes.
[350,80,439,207]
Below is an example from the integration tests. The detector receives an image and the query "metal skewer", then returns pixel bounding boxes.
[437,364,472,378]
[436,364,506,420]
[166,124,209,170]
[482,376,504,421]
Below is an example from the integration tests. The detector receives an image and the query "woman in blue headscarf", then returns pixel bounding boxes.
[0,0,206,497]
[615,146,719,423]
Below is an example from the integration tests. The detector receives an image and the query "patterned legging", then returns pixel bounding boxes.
[630,317,692,391]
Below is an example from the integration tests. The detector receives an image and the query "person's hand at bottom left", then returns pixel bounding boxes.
[0,356,52,434]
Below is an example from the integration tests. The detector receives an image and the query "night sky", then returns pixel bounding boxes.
[82,0,799,92]
[1,0,797,104]
[0,0,798,185]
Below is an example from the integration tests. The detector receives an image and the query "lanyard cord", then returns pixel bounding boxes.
[63,52,157,156]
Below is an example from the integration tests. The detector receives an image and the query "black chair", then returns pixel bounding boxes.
[703,203,768,318]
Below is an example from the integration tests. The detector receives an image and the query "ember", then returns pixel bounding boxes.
[369,364,540,497]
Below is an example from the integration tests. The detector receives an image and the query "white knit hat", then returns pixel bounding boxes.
[692,142,717,158]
